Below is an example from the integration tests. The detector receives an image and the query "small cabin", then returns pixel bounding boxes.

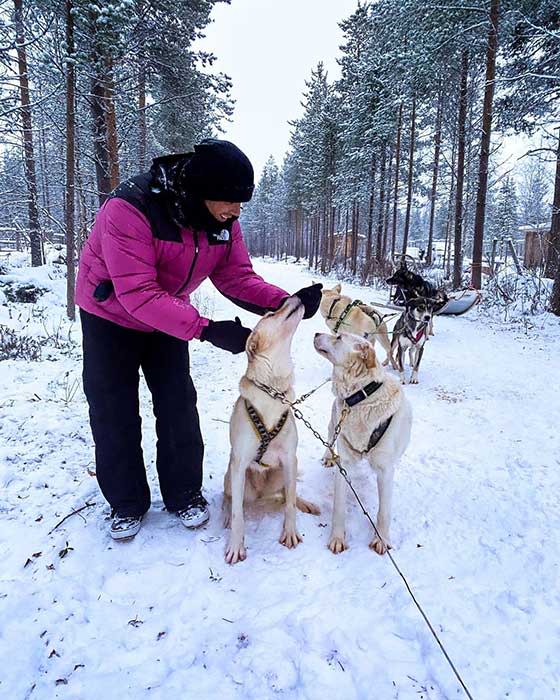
[521,223,550,269]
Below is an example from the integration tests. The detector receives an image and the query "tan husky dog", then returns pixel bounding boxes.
[319,284,395,368]
[314,332,412,555]
[223,295,320,565]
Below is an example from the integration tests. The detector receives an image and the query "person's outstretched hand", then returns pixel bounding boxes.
[201,317,251,354]
[294,283,323,319]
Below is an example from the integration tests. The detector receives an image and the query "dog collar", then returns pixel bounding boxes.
[345,379,383,407]
[326,298,339,320]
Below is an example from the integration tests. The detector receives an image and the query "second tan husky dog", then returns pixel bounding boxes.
[319,284,395,368]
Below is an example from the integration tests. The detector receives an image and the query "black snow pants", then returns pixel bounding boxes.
[80,309,204,517]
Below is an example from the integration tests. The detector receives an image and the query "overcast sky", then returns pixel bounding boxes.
[196,0,358,178]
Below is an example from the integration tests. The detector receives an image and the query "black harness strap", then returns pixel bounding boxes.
[244,400,289,465]
[326,298,340,321]
[357,304,383,327]
[367,415,393,451]
[343,380,393,452]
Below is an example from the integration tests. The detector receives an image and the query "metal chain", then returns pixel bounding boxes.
[292,378,331,405]
[248,376,475,700]
[247,378,348,464]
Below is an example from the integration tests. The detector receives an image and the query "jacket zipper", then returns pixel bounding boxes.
[177,230,199,296]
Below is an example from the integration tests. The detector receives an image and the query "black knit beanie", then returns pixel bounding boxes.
[178,139,255,203]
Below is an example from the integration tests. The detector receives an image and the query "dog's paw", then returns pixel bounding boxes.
[409,373,419,385]
[225,540,246,565]
[322,454,337,468]
[328,536,347,554]
[280,528,303,549]
[296,497,321,515]
[400,377,407,385]
[369,536,391,555]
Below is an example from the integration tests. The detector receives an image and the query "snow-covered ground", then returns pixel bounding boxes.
[1,253,559,700]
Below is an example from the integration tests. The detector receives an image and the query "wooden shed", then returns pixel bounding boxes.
[521,224,550,269]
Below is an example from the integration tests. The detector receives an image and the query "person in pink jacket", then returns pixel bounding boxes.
[77,139,322,540]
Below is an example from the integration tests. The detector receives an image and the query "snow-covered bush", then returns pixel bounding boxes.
[481,267,551,322]
[0,325,42,361]
[0,281,48,303]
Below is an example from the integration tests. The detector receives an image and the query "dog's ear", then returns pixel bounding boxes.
[334,283,342,294]
[246,331,260,359]
[356,340,377,368]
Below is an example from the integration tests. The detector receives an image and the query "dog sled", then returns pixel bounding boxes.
[369,288,481,317]
[432,289,481,316]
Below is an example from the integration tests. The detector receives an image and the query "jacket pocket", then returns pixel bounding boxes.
[93,280,114,302]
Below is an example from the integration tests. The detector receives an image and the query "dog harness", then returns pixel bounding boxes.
[331,299,383,334]
[404,321,428,344]
[244,400,289,466]
[344,380,393,452]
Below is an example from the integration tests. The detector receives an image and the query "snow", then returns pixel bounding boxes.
[1,255,559,700]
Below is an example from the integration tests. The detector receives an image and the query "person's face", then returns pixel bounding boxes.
[204,200,241,223]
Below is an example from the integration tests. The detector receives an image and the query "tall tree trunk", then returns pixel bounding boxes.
[443,130,458,275]
[13,0,42,266]
[89,12,111,205]
[351,200,360,276]
[382,146,393,263]
[37,84,51,223]
[105,59,120,189]
[328,204,336,270]
[550,259,560,315]
[343,207,349,271]
[65,0,76,320]
[544,130,560,279]
[427,89,443,265]
[401,95,416,256]
[391,103,403,259]
[376,148,387,263]
[295,208,301,261]
[90,72,111,204]
[315,214,320,269]
[453,50,469,289]
[138,64,147,170]
[321,205,328,273]
[365,156,377,279]
[471,0,501,289]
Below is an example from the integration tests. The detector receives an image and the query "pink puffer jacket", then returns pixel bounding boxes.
[76,198,287,340]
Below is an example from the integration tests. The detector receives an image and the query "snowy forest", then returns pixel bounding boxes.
[1,2,560,699]
[0,0,559,314]
[241,1,560,312]
[0,0,233,317]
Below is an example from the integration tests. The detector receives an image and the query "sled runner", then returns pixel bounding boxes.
[369,288,481,317]
[433,289,481,316]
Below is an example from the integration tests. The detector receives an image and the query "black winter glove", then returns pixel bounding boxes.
[200,317,252,354]
[294,283,323,319]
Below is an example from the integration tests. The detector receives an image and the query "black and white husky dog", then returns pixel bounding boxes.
[391,298,434,384]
